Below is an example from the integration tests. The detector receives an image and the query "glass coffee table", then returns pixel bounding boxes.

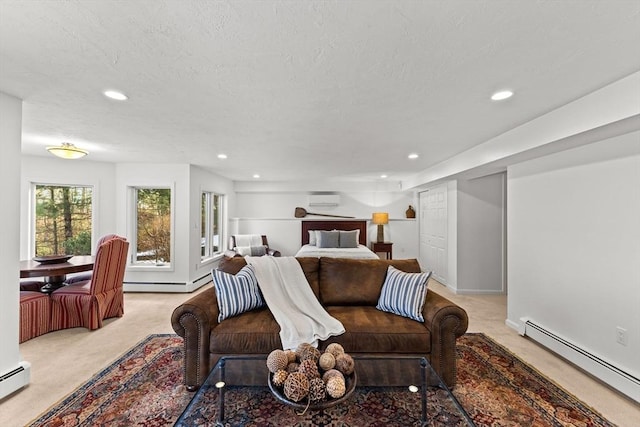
[175,355,475,426]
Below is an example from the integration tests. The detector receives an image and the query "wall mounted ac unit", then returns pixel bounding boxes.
[308,194,340,206]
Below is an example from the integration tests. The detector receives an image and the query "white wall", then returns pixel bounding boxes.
[507,132,640,387]
[0,91,30,398]
[232,188,419,258]
[20,156,117,259]
[456,173,505,294]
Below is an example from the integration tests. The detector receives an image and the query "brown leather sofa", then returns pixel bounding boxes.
[171,257,468,390]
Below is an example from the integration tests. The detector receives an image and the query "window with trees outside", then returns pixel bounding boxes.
[34,184,93,256]
[201,192,223,259]
[133,187,172,266]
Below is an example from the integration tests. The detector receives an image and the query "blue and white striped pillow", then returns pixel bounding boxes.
[376,266,431,322]
[212,264,265,322]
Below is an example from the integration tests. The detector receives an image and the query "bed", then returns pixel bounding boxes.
[295,220,379,259]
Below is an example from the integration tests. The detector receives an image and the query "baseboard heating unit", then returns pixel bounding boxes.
[520,318,639,403]
[0,362,30,399]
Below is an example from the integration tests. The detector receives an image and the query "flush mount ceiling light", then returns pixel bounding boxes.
[217,154,228,159]
[46,142,88,159]
[253,174,260,179]
[103,90,128,101]
[380,174,388,178]
[408,153,419,159]
[491,90,514,101]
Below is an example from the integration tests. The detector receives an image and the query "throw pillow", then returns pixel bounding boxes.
[338,230,359,248]
[308,230,318,246]
[235,245,268,256]
[212,264,265,322]
[317,230,340,248]
[376,266,431,322]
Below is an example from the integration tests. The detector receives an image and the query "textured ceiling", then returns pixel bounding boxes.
[1,0,639,183]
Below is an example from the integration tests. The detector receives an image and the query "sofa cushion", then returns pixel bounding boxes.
[319,258,422,306]
[212,264,265,322]
[210,307,281,354]
[377,266,431,322]
[323,306,431,353]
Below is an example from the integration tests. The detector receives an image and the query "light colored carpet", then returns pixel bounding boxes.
[1,280,638,426]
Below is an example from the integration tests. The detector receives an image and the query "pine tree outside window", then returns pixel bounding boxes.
[34,184,93,256]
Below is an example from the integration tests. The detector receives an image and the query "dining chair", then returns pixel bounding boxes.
[19,291,51,343]
[50,236,129,331]
[65,233,119,285]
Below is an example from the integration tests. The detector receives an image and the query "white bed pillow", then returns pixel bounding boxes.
[308,230,318,246]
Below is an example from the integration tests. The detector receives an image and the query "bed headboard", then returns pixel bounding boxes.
[301,220,368,245]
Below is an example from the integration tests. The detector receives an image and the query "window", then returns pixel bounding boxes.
[201,192,223,259]
[34,184,93,256]
[133,187,172,266]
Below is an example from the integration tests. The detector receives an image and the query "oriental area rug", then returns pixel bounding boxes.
[28,333,614,427]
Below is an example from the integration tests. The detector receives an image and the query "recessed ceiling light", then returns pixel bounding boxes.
[491,90,513,101]
[253,174,260,179]
[217,154,227,159]
[380,174,388,179]
[103,90,128,101]
[408,153,419,159]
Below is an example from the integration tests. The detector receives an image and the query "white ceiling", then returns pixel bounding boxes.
[1,0,639,183]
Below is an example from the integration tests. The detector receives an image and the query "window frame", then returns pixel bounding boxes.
[30,181,95,258]
[127,184,175,271]
[201,191,225,262]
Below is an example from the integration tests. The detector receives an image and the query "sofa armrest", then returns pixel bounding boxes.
[422,289,469,388]
[171,287,219,390]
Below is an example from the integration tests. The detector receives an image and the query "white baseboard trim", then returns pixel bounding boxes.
[0,361,30,399]
[505,318,522,334]
[123,274,211,293]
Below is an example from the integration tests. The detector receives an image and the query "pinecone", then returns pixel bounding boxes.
[295,342,313,359]
[285,350,297,363]
[266,349,289,373]
[308,378,327,402]
[272,369,288,387]
[284,372,309,402]
[298,358,320,380]
[299,346,321,363]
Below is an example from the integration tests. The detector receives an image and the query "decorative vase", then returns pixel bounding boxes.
[406,205,416,219]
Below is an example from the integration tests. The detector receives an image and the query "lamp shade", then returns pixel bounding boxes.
[372,212,389,225]
[46,142,88,160]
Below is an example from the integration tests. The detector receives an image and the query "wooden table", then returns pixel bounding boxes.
[20,255,95,293]
[371,242,393,259]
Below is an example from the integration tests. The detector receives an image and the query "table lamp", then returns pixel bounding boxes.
[372,212,389,243]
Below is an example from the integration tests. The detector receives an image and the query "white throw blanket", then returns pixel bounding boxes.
[245,256,345,350]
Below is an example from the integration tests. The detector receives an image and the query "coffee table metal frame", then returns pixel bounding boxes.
[175,354,475,426]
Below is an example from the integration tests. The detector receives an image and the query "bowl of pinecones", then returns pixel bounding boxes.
[267,342,356,411]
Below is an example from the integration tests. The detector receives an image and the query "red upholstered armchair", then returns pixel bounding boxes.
[65,233,119,285]
[50,236,129,331]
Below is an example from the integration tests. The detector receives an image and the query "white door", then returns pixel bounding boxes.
[419,185,448,283]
